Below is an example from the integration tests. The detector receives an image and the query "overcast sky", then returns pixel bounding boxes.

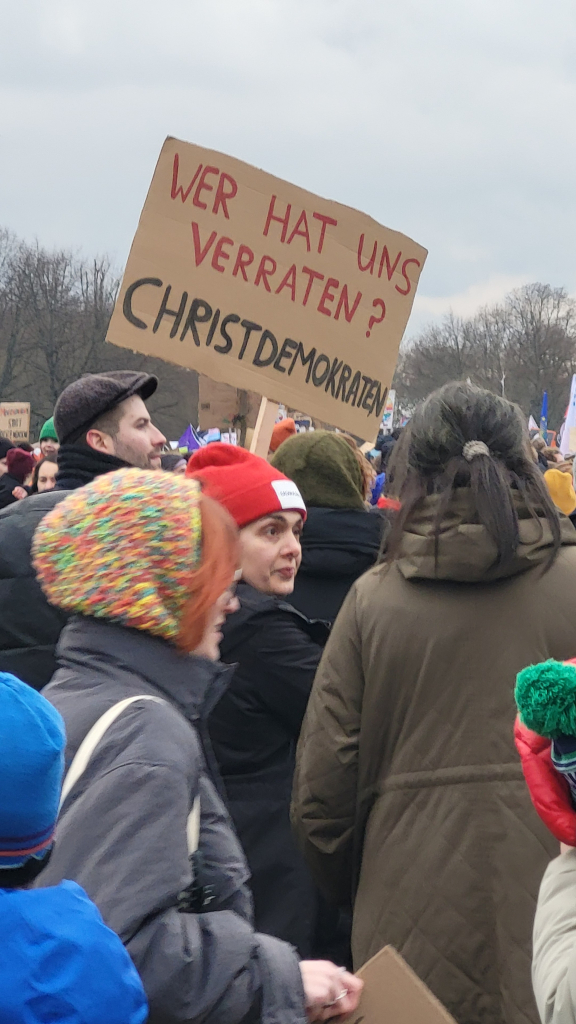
[2,0,576,338]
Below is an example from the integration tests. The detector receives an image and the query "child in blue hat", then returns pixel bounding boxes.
[0,671,147,1024]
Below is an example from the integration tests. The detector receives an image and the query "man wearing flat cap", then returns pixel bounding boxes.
[0,371,166,688]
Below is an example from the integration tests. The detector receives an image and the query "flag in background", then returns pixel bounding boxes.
[540,391,548,437]
[177,424,204,451]
[560,375,576,456]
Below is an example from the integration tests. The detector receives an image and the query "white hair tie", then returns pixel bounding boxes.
[462,440,490,461]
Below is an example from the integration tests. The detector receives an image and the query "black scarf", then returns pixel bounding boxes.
[55,444,130,491]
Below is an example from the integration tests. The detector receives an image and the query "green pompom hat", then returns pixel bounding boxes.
[515,659,576,738]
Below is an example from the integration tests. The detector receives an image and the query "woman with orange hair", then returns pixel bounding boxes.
[31,468,361,1024]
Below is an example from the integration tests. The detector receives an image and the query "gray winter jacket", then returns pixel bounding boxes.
[38,616,307,1024]
[534,849,576,1024]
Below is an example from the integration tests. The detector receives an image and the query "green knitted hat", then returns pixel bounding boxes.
[39,416,57,442]
[271,430,365,510]
[515,659,576,738]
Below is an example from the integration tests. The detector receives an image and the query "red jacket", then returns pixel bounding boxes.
[515,717,576,845]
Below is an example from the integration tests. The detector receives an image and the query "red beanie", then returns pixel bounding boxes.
[269,418,297,454]
[6,448,36,484]
[186,444,306,528]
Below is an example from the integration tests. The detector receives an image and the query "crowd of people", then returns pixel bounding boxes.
[1,369,576,1023]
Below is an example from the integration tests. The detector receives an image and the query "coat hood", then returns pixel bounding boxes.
[395,488,576,583]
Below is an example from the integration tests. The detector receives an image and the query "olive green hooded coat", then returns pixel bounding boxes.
[292,491,576,1024]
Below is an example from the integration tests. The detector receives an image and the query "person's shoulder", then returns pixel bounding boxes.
[0,488,70,527]
[231,582,279,623]
[545,543,576,582]
[20,881,147,1020]
[223,583,328,651]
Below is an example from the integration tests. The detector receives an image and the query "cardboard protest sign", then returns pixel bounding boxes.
[107,138,427,439]
[0,402,30,443]
[351,945,457,1024]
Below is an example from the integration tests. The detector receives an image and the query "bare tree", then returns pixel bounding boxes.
[0,230,200,440]
[394,283,576,426]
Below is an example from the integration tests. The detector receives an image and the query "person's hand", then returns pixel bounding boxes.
[11,486,27,500]
[299,961,363,1022]
[514,716,576,845]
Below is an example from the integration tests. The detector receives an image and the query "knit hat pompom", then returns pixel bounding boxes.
[271,430,365,510]
[515,659,576,738]
[33,468,203,643]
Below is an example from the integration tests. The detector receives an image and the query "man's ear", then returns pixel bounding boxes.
[85,428,115,454]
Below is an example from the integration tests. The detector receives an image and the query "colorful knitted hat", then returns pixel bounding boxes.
[0,672,65,869]
[186,444,306,528]
[33,468,203,642]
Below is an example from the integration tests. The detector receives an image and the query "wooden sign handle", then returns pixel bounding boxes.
[249,397,280,458]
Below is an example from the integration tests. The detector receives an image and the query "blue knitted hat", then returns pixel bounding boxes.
[0,673,65,869]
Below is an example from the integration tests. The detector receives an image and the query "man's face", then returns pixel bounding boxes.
[88,395,166,470]
[40,438,59,459]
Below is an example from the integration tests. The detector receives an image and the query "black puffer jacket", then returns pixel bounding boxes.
[288,507,383,624]
[0,490,69,687]
[0,472,24,510]
[209,583,330,957]
[0,446,127,689]
[40,616,307,1024]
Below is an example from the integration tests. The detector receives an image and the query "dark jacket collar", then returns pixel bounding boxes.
[221,581,330,649]
[55,444,129,491]
[300,506,383,577]
[56,615,234,723]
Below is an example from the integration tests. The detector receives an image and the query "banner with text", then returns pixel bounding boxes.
[107,138,427,438]
[0,402,30,443]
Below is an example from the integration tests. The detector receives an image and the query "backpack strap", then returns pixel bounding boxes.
[60,694,200,854]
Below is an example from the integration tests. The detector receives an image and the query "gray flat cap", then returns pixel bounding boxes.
[54,371,158,444]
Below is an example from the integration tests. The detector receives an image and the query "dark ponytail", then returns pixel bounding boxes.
[385,381,561,571]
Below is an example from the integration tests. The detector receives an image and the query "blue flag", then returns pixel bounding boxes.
[540,391,548,436]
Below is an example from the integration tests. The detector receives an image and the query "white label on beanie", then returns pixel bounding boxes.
[271,479,306,512]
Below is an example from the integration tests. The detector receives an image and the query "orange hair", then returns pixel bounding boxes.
[176,494,239,653]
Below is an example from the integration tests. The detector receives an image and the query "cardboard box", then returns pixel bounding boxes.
[349,946,456,1024]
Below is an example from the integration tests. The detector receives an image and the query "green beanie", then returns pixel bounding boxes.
[39,416,57,442]
[515,659,576,738]
[271,430,365,510]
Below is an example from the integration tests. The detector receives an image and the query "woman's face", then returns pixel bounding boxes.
[194,580,240,661]
[37,460,58,492]
[239,511,303,596]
